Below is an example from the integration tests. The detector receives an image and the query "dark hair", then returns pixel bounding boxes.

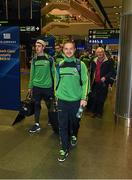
[55,44,61,47]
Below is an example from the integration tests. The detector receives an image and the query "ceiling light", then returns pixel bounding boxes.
[113,6,117,9]
[115,12,119,15]
[46,2,49,6]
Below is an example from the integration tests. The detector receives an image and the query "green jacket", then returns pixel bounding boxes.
[54,52,64,66]
[28,53,55,89]
[55,55,90,101]
[80,55,90,69]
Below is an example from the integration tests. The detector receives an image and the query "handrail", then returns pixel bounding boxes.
[41,1,104,26]
[41,21,70,34]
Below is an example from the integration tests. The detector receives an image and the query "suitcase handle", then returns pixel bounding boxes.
[26,92,32,100]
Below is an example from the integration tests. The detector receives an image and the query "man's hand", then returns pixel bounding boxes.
[80,100,87,107]
[108,84,112,91]
[28,88,32,96]
[101,77,106,82]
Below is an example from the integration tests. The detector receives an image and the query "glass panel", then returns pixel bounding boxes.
[20,0,31,19]
[8,0,18,19]
[32,0,41,20]
[0,0,6,20]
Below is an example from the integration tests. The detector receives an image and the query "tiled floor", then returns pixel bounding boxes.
[0,74,132,179]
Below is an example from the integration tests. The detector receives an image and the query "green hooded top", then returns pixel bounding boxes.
[28,53,55,89]
[80,54,90,69]
[54,51,64,66]
[55,55,90,101]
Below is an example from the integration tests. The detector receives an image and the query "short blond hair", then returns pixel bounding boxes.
[63,41,75,48]
[96,47,105,53]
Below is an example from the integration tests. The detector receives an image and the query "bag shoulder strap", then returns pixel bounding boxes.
[76,58,82,86]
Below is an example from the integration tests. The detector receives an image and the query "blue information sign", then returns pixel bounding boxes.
[88,29,120,44]
[0,26,20,110]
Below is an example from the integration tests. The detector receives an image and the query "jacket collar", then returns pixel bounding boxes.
[93,56,108,64]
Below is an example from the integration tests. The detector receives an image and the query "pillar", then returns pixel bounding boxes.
[115,0,132,127]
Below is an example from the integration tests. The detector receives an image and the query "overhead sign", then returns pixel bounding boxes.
[0,26,21,110]
[88,29,120,44]
[0,0,41,34]
[0,20,40,35]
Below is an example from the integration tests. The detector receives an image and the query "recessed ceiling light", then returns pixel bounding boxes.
[113,6,117,9]
[46,2,49,6]
[115,12,119,15]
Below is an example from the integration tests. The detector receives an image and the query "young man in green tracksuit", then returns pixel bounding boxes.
[56,41,90,162]
[54,44,64,66]
[28,39,55,133]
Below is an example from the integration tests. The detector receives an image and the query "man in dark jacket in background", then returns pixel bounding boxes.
[90,47,114,118]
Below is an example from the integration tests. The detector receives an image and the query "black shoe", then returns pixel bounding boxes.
[58,149,68,162]
[91,113,97,118]
[29,123,41,133]
[96,114,102,118]
[48,120,51,126]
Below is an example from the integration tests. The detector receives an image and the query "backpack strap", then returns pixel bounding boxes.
[32,55,37,66]
[48,56,54,88]
[76,58,82,86]
[56,60,64,90]
[44,53,54,89]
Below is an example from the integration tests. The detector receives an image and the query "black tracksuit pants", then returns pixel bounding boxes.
[91,82,108,115]
[33,86,53,123]
[58,99,80,151]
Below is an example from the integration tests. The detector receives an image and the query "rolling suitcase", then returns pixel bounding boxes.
[48,98,59,134]
[48,111,59,134]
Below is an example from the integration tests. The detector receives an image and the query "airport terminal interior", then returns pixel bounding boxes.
[0,0,132,179]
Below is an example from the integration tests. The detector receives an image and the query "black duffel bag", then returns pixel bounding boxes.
[20,93,35,117]
[12,93,35,125]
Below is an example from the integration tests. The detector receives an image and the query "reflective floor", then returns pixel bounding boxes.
[0,74,132,179]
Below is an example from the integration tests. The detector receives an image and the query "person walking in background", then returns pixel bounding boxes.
[28,39,55,133]
[80,50,91,70]
[90,47,115,118]
[55,41,90,162]
[54,44,64,66]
